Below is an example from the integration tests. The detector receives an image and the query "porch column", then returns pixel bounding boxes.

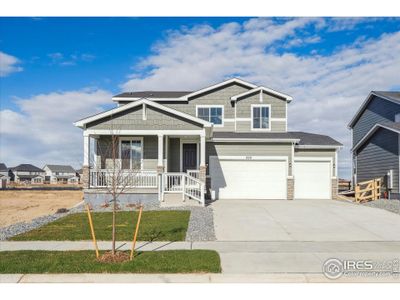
[82,132,90,189]
[199,133,206,182]
[157,134,164,173]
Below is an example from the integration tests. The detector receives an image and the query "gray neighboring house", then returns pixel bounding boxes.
[74,78,342,205]
[349,91,400,199]
[43,164,79,184]
[0,163,10,184]
[10,164,45,184]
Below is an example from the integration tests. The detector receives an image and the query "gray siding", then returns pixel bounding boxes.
[356,128,399,193]
[87,106,202,130]
[236,90,287,118]
[236,120,286,132]
[353,96,400,146]
[206,142,292,175]
[167,138,180,172]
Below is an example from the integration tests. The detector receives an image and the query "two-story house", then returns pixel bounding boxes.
[43,164,80,184]
[348,91,400,199]
[10,164,45,184]
[0,163,10,184]
[75,78,342,206]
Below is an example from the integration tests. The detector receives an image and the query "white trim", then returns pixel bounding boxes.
[352,123,400,151]
[291,142,294,176]
[295,145,342,149]
[119,137,144,170]
[251,104,272,131]
[142,103,147,121]
[211,138,300,143]
[224,118,235,122]
[216,155,289,161]
[271,118,287,122]
[181,78,257,100]
[230,86,293,102]
[74,98,212,128]
[348,92,400,128]
[335,150,338,178]
[234,102,237,132]
[285,102,288,132]
[157,134,163,167]
[83,135,90,166]
[235,117,286,122]
[179,138,200,172]
[112,97,187,102]
[195,105,224,127]
[85,129,206,136]
[236,118,251,121]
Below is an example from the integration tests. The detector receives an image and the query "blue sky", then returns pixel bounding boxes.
[1,17,400,177]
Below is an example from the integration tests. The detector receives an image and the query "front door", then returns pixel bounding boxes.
[182,143,197,172]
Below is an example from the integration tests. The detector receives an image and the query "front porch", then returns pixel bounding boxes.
[82,131,207,206]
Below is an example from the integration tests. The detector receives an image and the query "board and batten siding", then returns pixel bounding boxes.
[352,96,400,146]
[294,149,337,177]
[206,142,292,175]
[86,106,203,131]
[167,138,180,172]
[356,128,399,194]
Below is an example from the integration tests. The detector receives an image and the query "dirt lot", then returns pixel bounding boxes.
[0,190,83,227]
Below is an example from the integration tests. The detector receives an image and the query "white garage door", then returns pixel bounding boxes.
[293,159,331,199]
[210,157,287,199]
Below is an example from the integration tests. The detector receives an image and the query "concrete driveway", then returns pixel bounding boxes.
[212,199,400,241]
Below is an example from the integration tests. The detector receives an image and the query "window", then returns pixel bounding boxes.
[252,105,270,130]
[196,106,223,125]
[120,138,143,170]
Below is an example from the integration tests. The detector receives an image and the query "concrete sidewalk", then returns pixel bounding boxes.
[2,273,400,283]
[2,240,400,252]
[1,241,400,275]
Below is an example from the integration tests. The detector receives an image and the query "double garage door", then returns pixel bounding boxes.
[209,156,332,200]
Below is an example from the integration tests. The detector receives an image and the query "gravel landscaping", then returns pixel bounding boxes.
[360,199,400,215]
[0,202,216,241]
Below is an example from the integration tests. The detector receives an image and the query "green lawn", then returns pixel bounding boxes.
[0,250,221,273]
[11,211,190,241]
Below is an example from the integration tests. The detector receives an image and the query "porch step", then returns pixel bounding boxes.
[161,193,202,207]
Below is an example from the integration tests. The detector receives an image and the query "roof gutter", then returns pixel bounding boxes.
[211,138,300,143]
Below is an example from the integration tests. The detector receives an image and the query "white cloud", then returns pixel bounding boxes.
[121,18,400,179]
[0,89,113,168]
[48,52,96,66]
[0,51,23,77]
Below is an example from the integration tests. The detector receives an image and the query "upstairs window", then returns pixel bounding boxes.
[197,106,223,126]
[252,105,270,130]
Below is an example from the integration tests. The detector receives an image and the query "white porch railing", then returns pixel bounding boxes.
[162,172,205,206]
[90,170,158,188]
[186,169,200,179]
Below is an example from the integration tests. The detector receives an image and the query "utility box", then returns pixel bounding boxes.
[387,170,393,190]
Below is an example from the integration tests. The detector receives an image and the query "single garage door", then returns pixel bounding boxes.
[293,159,331,199]
[209,157,287,199]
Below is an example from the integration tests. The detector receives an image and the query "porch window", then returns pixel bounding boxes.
[252,105,270,130]
[197,106,223,125]
[120,138,143,170]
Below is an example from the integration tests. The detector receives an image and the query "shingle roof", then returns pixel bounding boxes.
[212,131,342,146]
[0,163,7,171]
[372,91,400,103]
[114,91,192,99]
[45,164,76,173]
[12,164,45,172]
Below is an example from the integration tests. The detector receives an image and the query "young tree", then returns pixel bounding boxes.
[93,127,141,256]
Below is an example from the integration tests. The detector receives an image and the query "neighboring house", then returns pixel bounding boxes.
[75,168,83,183]
[0,163,10,184]
[75,78,342,205]
[10,164,45,184]
[43,164,80,184]
[348,91,400,199]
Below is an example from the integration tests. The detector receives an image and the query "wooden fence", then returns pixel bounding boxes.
[355,178,382,203]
